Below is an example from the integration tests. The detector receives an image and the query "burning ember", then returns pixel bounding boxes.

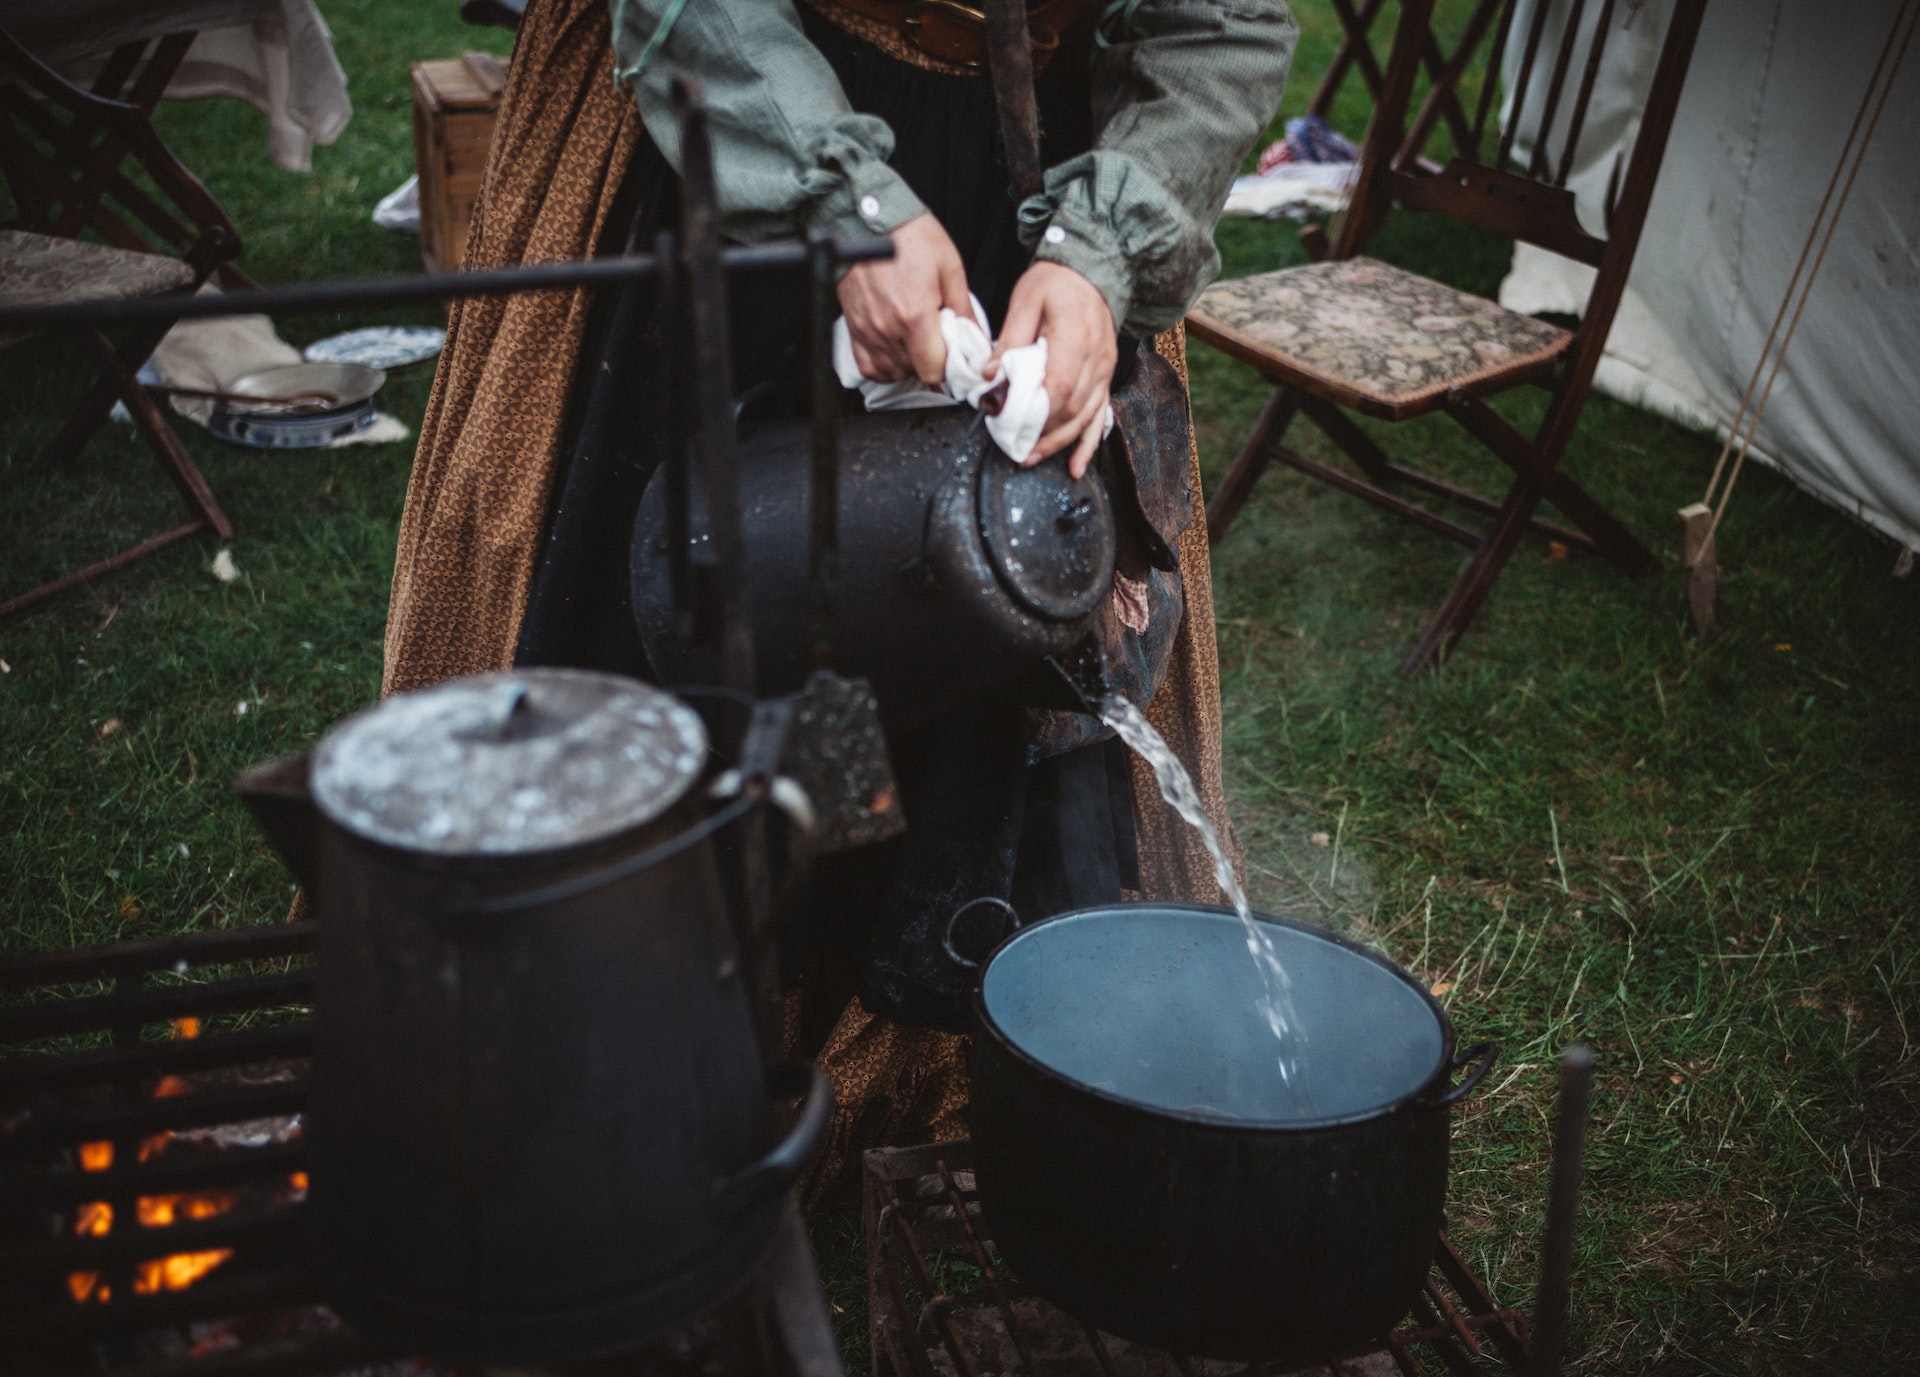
[62,1045,308,1310]
[132,1249,235,1295]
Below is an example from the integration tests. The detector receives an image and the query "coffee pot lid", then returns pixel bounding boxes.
[977,452,1115,623]
[310,669,708,856]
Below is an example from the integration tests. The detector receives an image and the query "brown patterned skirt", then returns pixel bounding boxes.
[382,0,1238,1206]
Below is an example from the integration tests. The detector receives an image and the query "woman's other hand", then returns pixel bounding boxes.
[989,261,1115,478]
[835,212,972,385]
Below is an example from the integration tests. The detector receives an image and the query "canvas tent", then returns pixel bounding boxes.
[1497,0,1920,558]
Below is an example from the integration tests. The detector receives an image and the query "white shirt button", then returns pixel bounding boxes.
[859,195,882,221]
[1043,224,1067,245]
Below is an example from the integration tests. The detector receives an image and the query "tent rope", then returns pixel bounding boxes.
[1699,0,1918,541]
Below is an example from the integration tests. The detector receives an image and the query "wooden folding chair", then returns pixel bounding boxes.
[1307,0,1487,167]
[1190,0,1707,676]
[0,28,243,619]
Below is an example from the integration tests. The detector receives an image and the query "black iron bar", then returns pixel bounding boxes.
[807,231,841,668]
[873,1202,944,1377]
[983,0,1044,201]
[1434,1233,1531,1364]
[0,971,312,1043]
[0,237,893,336]
[1,1080,306,1155]
[1531,1045,1594,1377]
[0,923,314,993]
[0,1140,305,1213]
[673,77,754,698]
[934,1159,1039,1377]
[113,1330,393,1377]
[0,1268,320,1338]
[0,1205,301,1273]
[886,1192,983,1377]
[0,1024,309,1100]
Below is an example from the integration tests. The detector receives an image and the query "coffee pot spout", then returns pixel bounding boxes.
[233,752,321,891]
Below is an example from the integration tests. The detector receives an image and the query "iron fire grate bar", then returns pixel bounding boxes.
[0,922,831,1377]
[862,1141,1532,1377]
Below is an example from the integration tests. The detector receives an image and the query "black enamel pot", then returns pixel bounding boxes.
[966,903,1495,1366]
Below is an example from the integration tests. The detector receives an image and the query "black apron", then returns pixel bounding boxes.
[513,14,1147,1031]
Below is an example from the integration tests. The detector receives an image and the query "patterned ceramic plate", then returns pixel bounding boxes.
[303,325,445,369]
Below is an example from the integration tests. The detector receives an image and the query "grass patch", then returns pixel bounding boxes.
[4,3,1918,1373]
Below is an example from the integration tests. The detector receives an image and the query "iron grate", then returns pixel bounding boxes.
[862,1141,1531,1377]
[0,922,834,1377]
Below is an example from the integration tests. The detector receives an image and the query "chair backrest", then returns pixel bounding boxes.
[0,29,239,279]
[1334,0,1708,273]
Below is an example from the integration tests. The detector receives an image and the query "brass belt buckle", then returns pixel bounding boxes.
[902,0,988,71]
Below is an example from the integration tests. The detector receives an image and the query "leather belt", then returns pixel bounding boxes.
[809,0,1102,74]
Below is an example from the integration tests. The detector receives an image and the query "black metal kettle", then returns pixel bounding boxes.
[235,668,828,1365]
[632,411,1117,738]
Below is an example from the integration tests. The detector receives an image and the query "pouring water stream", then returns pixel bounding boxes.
[1097,695,1306,1090]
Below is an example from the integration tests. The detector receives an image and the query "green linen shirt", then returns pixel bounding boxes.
[611,1,1296,338]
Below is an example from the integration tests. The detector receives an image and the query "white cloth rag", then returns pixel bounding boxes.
[832,294,1109,466]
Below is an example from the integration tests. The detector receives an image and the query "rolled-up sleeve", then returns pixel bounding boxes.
[612,0,926,245]
[1024,0,1296,337]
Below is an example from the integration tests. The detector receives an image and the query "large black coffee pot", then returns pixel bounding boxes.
[236,668,828,1364]
[632,408,1117,738]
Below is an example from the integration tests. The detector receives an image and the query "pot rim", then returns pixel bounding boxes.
[970,901,1459,1132]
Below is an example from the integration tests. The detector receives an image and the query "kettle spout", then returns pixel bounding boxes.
[233,753,321,891]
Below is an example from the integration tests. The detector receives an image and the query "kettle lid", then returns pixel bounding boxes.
[310,669,707,856]
[977,452,1115,623]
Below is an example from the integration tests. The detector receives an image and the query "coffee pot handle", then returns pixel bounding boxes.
[711,1061,834,1216]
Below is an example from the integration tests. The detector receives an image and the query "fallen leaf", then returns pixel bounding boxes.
[210,549,240,583]
[1547,540,1568,560]
[1669,1072,1684,1084]
[1430,981,1454,997]
[119,894,142,919]
[98,718,121,738]
[1309,831,1331,847]
[1773,642,1792,652]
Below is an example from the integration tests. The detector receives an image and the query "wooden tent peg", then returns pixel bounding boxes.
[1677,502,1720,638]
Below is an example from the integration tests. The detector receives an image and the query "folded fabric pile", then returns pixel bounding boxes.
[1224,114,1362,222]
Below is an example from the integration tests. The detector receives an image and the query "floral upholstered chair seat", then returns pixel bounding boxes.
[0,229,196,348]
[1187,257,1573,419]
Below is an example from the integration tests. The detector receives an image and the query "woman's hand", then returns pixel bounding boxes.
[835,212,972,385]
[988,261,1116,478]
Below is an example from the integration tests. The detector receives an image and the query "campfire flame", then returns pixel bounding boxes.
[74,1200,112,1236]
[132,1248,234,1295]
[137,1190,237,1228]
[65,1022,304,1309]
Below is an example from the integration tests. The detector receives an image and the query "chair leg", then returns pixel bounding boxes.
[1206,385,1301,546]
[36,317,175,469]
[1444,389,1656,575]
[1401,478,1544,678]
[81,328,233,537]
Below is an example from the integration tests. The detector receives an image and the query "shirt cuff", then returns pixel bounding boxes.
[1020,194,1132,337]
[805,159,927,249]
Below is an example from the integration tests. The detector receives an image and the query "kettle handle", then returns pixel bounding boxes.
[712,1060,834,1216]
[941,896,1022,971]
[1421,1041,1499,1108]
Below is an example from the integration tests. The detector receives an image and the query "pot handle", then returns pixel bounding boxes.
[712,1060,834,1217]
[1424,1041,1499,1108]
[941,896,1022,971]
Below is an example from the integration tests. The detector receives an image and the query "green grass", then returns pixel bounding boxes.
[4,3,1918,1373]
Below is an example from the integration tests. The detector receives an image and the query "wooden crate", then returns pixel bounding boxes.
[410,53,508,274]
